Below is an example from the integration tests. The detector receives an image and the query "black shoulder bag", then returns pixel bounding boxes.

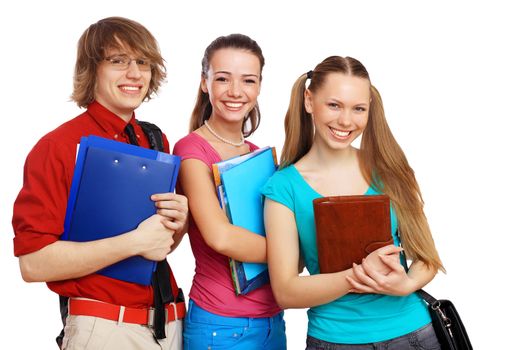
[418,289,473,350]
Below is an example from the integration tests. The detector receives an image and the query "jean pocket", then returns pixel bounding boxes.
[413,324,441,350]
[209,325,247,349]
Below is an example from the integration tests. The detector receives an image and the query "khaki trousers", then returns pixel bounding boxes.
[61,315,183,350]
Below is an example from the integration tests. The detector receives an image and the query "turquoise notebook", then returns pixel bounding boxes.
[213,147,277,295]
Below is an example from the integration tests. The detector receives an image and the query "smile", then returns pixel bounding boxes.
[224,102,244,108]
[119,85,142,93]
[329,127,352,139]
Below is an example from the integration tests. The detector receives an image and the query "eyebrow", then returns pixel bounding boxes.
[213,71,260,78]
[328,98,369,106]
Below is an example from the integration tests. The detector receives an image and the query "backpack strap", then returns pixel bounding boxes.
[137,120,165,152]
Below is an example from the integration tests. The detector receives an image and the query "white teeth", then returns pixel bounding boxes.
[121,86,140,91]
[225,102,243,108]
[331,127,351,137]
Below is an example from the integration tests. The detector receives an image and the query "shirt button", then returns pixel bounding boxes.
[212,332,216,336]
[114,134,118,139]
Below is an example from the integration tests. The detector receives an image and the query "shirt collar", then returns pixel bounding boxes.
[87,101,139,136]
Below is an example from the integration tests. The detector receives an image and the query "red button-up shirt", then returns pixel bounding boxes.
[12,101,178,308]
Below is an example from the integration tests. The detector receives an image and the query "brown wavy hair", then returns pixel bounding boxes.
[281,56,444,271]
[189,34,264,137]
[71,16,166,108]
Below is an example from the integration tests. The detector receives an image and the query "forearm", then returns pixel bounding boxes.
[406,260,437,292]
[273,269,353,309]
[19,232,139,282]
[210,223,267,263]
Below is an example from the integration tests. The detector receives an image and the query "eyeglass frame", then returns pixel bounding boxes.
[103,55,152,71]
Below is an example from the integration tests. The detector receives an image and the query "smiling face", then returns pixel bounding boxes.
[305,72,371,151]
[201,48,261,125]
[94,47,152,121]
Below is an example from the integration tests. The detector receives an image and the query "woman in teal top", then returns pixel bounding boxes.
[262,56,444,349]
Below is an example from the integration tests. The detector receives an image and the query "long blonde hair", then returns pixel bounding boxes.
[188,34,264,137]
[281,56,444,271]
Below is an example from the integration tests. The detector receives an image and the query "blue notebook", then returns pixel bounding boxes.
[62,135,180,285]
[212,147,277,295]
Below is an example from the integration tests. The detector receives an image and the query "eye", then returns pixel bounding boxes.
[328,102,340,109]
[215,76,228,82]
[355,106,367,112]
[109,56,127,65]
[135,58,150,67]
[244,78,257,84]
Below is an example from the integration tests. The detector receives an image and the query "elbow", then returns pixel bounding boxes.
[19,256,41,282]
[206,235,230,255]
[272,288,296,309]
[203,226,231,255]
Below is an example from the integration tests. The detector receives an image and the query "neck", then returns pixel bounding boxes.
[118,114,133,123]
[206,115,244,143]
[306,136,359,171]
[96,100,134,122]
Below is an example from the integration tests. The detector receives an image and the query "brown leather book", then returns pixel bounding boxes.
[313,195,393,273]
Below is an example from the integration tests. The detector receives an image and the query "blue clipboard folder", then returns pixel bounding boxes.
[62,135,180,285]
[212,147,278,295]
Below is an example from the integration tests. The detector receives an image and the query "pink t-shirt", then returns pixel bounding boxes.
[173,132,281,317]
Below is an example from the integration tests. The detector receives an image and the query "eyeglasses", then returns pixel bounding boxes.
[104,55,152,71]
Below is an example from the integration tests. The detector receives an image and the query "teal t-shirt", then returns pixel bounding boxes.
[261,165,431,344]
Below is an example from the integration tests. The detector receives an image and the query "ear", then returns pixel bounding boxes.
[304,89,313,114]
[200,74,208,94]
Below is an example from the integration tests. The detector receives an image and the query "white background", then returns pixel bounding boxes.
[1,1,523,349]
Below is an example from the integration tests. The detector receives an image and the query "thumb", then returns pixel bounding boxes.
[379,254,404,271]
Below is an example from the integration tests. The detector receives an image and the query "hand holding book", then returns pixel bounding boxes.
[361,244,402,275]
[132,213,175,261]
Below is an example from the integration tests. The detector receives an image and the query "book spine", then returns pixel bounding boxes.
[229,258,241,295]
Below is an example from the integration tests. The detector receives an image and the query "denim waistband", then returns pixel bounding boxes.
[188,299,283,328]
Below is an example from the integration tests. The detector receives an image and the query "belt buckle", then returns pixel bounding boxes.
[147,308,155,328]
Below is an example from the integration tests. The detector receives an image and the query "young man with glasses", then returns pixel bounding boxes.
[12,17,187,349]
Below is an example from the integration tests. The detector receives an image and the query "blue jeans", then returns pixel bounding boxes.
[305,323,441,350]
[183,299,286,350]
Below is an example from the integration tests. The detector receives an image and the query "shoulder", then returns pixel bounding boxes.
[262,166,297,210]
[173,132,215,165]
[44,111,90,143]
[265,166,297,192]
[173,132,205,155]
[29,111,90,163]
[270,165,297,182]
[245,139,258,151]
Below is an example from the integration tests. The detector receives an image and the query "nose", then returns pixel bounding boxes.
[228,80,242,98]
[126,60,142,79]
[337,109,353,127]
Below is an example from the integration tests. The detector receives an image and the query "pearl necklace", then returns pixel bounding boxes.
[204,120,245,147]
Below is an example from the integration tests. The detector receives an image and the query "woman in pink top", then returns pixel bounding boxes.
[173,34,285,349]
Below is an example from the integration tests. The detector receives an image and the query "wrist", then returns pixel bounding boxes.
[125,228,142,257]
[403,277,419,295]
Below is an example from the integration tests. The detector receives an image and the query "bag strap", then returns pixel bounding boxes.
[417,289,438,305]
[137,120,165,152]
